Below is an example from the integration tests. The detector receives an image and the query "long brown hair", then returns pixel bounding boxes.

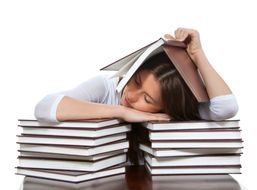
[137,51,200,120]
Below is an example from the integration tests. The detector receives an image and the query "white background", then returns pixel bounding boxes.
[0,0,256,189]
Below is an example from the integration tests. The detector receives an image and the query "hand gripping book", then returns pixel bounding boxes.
[101,37,209,102]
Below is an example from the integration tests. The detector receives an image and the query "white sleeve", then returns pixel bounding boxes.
[199,94,239,121]
[34,74,111,123]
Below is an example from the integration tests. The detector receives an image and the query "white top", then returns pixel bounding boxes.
[34,74,239,123]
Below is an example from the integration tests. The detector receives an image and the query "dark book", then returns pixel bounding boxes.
[101,38,209,102]
[139,144,243,157]
[19,118,123,129]
[18,153,127,172]
[143,120,240,131]
[17,133,127,146]
[18,140,129,156]
[145,163,241,175]
[16,165,125,183]
[19,123,131,138]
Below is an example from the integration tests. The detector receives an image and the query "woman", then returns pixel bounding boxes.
[34,28,238,123]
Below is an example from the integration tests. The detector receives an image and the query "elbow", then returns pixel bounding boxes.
[209,96,239,121]
[34,94,64,123]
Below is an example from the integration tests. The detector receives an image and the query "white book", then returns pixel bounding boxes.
[144,154,241,167]
[18,154,127,171]
[149,129,241,140]
[19,149,128,161]
[21,124,131,137]
[19,119,123,128]
[139,144,243,157]
[17,133,126,146]
[103,39,165,93]
[150,139,243,148]
[16,165,125,183]
[145,163,241,175]
[144,120,240,131]
[19,140,129,156]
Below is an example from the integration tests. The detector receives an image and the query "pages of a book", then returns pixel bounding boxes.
[18,149,128,161]
[20,124,131,138]
[144,154,241,167]
[144,120,240,131]
[148,129,241,140]
[18,119,123,129]
[145,163,241,175]
[149,139,243,148]
[18,140,129,156]
[139,144,242,157]
[18,154,127,171]
[16,165,125,183]
[17,133,127,146]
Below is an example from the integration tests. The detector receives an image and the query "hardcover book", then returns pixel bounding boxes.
[101,38,209,102]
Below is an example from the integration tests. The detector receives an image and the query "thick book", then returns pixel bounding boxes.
[144,153,241,167]
[143,120,240,131]
[18,118,123,129]
[148,128,241,140]
[18,140,129,156]
[101,38,209,102]
[145,163,241,175]
[18,153,127,171]
[149,139,243,148]
[139,144,243,157]
[16,165,125,183]
[20,124,131,138]
[17,133,127,146]
[18,149,128,161]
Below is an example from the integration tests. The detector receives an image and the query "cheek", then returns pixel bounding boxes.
[131,100,158,113]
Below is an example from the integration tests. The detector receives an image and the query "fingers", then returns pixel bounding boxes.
[163,34,175,40]
[175,27,200,41]
[148,113,172,122]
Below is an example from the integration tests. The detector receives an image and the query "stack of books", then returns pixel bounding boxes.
[138,120,243,175]
[16,119,131,182]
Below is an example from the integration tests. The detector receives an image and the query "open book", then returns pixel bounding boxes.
[101,38,209,102]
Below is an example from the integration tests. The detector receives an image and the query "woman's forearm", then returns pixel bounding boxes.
[56,96,123,121]
[191,50,232,99]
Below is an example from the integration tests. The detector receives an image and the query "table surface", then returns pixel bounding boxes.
[21,166,243,190]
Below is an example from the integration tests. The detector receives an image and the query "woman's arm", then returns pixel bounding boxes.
[34,75,170,123]
[57,96,170,122]
[165,28,238,120]
[174,28,232,99]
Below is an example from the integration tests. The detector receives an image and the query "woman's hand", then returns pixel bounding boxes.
[165,28,204,63]
[119,106,171,123]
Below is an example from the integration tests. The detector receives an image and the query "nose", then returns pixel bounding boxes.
[127,90,142,103]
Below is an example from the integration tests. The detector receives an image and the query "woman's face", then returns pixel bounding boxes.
[121,70,163,113]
